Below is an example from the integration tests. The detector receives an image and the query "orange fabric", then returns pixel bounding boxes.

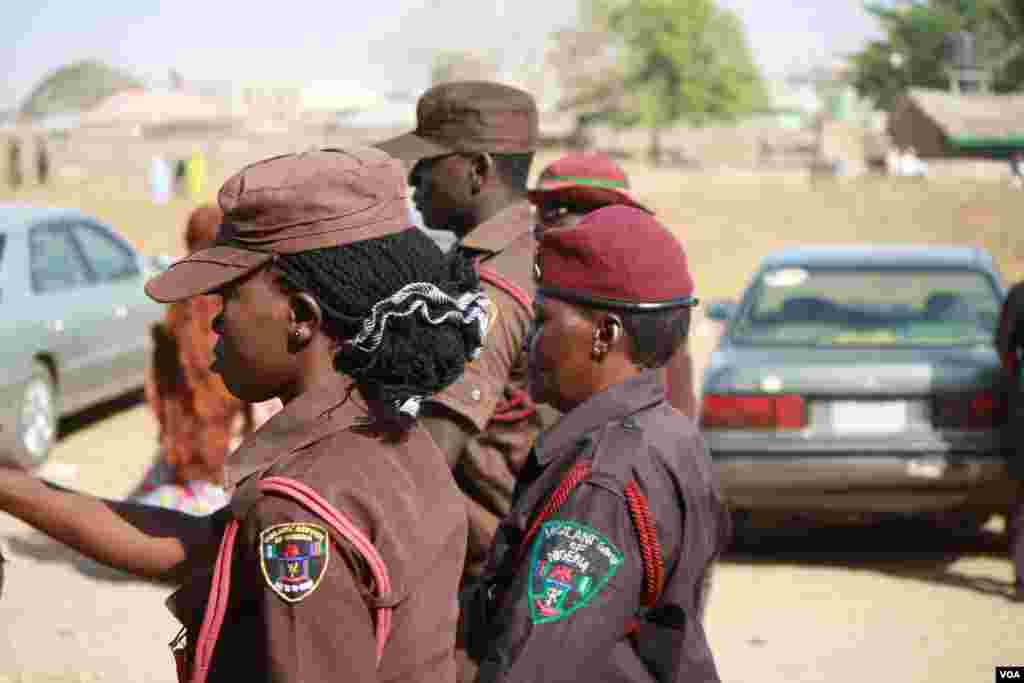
[150,296,243,485]
[148,203,245,486]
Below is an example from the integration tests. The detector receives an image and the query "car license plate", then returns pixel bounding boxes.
[831,401,907,434]
[905,456,947,479]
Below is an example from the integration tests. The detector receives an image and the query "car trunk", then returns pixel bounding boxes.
[704,344,1003,440]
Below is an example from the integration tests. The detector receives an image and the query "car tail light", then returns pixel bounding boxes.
[701,394,807,430]
[932,390,1007,430]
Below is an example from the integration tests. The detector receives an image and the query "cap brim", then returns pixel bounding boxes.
[373,132,456,162]
[145,245,273,303]
[527,184,654,214]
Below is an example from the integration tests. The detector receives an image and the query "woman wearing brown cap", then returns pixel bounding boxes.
[462,205,729,683]
[0,148,487,682]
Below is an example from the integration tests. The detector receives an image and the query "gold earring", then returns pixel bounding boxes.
[591,329,608,361]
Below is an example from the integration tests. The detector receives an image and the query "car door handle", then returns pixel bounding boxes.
[113,305,128,319]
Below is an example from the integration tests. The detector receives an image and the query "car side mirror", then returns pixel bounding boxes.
[705,300,737,322]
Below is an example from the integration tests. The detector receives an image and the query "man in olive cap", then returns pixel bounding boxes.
[527,153,697,418]
[376,81,554,574]
[376,82,553,680]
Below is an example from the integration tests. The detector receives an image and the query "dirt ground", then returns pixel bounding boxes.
[1,160,1023,681]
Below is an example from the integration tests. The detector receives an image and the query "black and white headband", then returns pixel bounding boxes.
[347,282,491,417]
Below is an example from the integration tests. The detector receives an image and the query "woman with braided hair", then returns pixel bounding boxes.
[0,148,488,682]
[462,205,730,683]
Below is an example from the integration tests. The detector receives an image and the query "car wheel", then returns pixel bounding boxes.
[13,362,58,469]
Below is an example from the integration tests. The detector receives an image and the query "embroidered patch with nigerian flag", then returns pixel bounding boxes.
[528,520,623,624]
[260,523,329,603]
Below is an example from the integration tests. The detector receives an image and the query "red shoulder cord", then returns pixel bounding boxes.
[187,477,393,683]
[513,462,665,628]
[476,264,538,424]
[478,265,532,315]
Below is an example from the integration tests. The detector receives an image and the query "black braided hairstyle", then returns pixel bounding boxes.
[273,228,483,416]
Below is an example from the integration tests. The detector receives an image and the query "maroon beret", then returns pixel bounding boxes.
[528,153,652,214]
[535,205,696,310]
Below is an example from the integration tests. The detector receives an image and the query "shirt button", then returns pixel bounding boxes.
[471,389,482,401]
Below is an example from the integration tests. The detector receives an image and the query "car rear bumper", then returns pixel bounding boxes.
[710,452,1018,514]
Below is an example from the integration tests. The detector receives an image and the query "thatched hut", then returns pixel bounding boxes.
[889,88,1024,160]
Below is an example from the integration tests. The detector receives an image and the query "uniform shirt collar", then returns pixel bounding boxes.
[223,372,365,491]
[534,369,666,465]
[458,201,533,254]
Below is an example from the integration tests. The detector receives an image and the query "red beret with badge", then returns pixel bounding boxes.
[534,205,696,310]
[527,153,652,214]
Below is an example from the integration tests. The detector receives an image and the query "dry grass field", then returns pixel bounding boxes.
[3,148,1021,305]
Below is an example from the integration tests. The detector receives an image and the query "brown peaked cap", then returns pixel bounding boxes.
[375,81,538,161]
[146,147,410,303]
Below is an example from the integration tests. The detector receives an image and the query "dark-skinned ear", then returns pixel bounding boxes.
[288,292,323,349]
[468,152,494,195]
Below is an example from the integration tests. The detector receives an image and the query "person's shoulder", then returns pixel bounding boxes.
[588,402,706,488]
[275,424,449,501]
[476,230,537,312]
[254,425,464,597]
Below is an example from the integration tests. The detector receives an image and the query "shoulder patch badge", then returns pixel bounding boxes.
[260,523,329,603]
[528,520,623,624]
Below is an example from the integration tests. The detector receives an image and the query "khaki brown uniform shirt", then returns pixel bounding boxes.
[430,202,559,576]
[168,374,467,682]
[463,371,730,683]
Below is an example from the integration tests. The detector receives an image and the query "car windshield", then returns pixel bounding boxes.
[731,266,1002,347]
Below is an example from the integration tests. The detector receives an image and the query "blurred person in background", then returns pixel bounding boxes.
[35,136,50,186]
[186,147,208,200]
[1010,151,1023,190]
[174,157,188,197]
[7,139,22,190]
[527,152,698,418]
[149,154,172,205]
[996,279,1024,601]
[133,203,280,515]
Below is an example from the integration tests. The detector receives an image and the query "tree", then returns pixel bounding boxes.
[850,0,1024,110]
[548,25,625,114]
[585,0,768,164]
[20,59,144,120]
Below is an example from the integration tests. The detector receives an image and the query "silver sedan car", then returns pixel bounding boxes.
[701,245,1015,529]
[0,205,167,469]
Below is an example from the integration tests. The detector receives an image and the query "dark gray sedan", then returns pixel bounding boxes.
[701,245,1015,527]
[0,205,167,469]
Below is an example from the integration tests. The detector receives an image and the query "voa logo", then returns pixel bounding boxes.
[998,670,1021,680]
